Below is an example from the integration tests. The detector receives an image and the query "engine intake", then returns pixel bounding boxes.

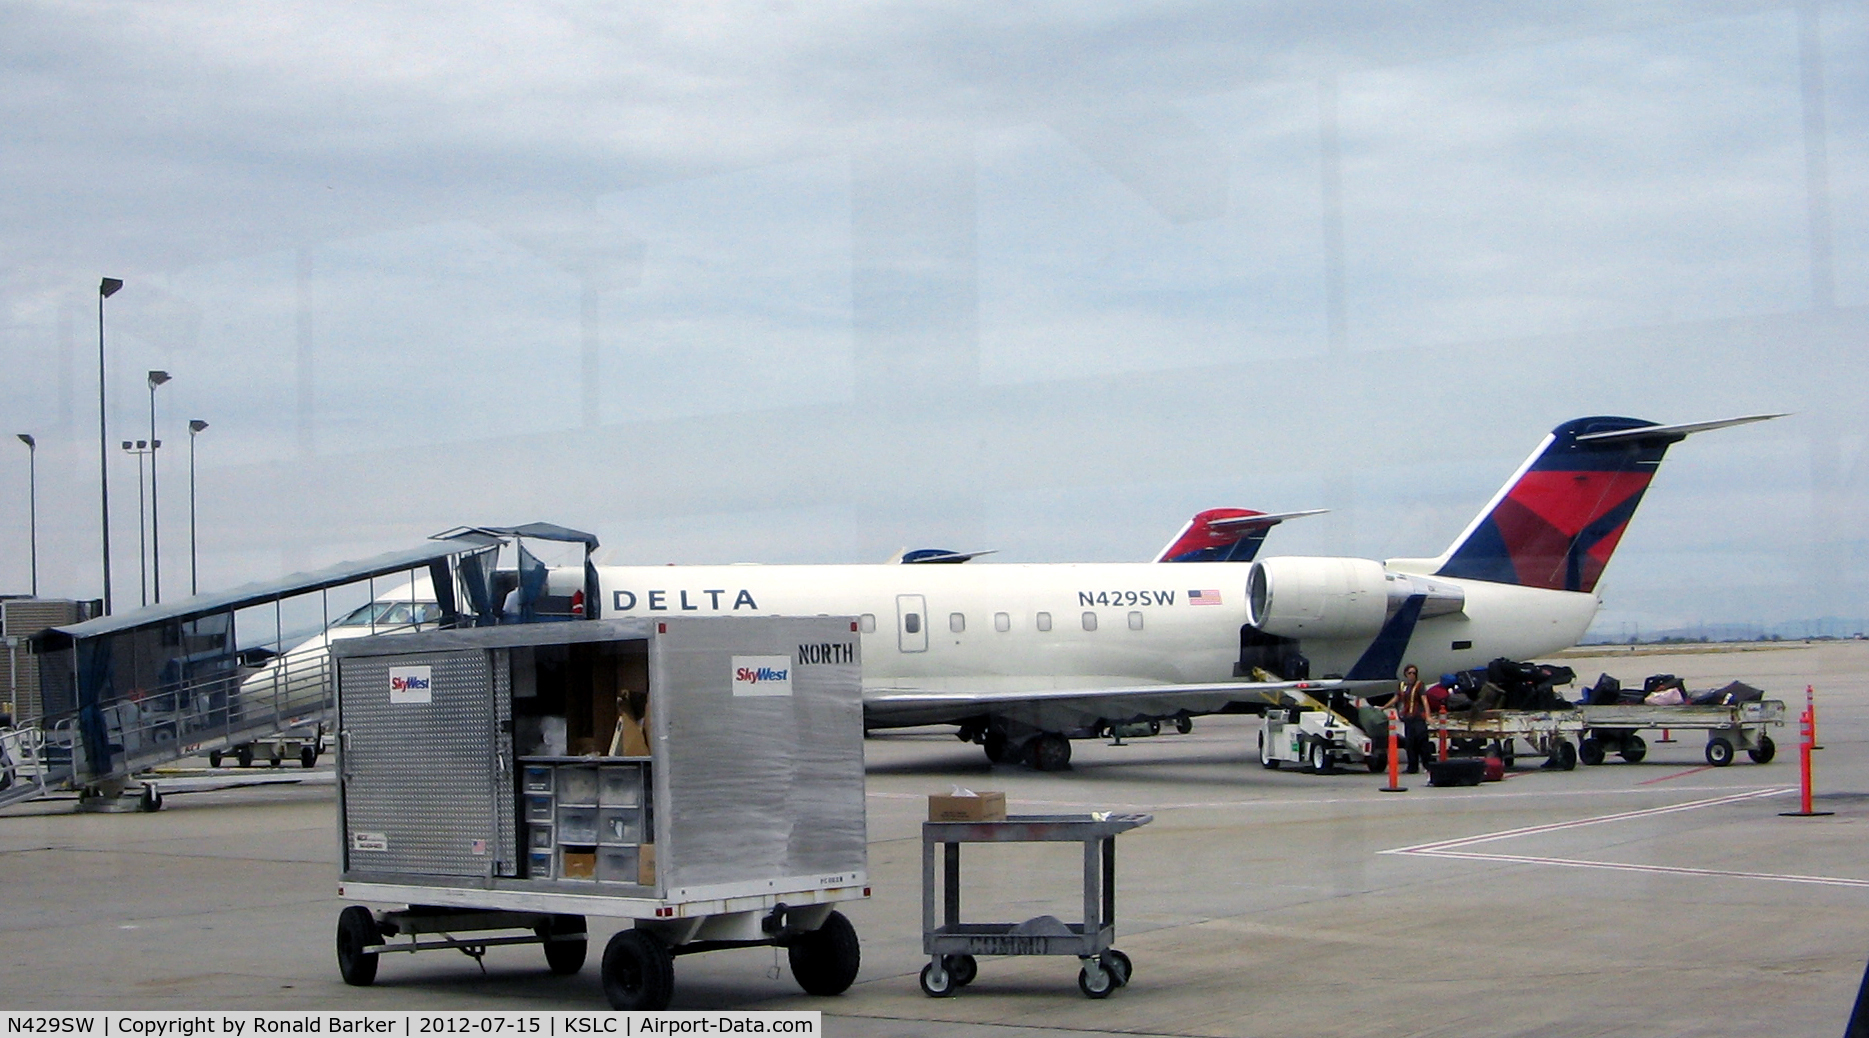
[1246,557,1465,641]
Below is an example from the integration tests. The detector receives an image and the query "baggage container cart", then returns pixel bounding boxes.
[330,616,869,1010]
[920,813,1151,999]
[1429,700,1786,770]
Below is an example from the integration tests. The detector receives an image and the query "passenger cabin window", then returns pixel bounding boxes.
[1128,611,1144,630]
[859,613,876,634]
[1035,612,1052,632]
[904,613,921,635]
[1082,611,1098,631]
[993,612,1010,632]
[949,612,965,633]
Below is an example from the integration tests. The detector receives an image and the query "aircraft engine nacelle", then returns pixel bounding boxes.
[1246,557,1466,641]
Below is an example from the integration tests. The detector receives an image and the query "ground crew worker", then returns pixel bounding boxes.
[1397,664,1431,773]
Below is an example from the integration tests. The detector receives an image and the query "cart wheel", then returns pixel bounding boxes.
[787,910,861,996]
[1078,960,1116,999]
[1258,731,1279,770]
[919,961,956,997]
[1706,737,1735,768]
[1365,751,1385,774]
[1577,738,1604,766]
[1495,740,1516,767]
[269,753,283,768]
[1176,716,1193,735]
[1102,949,1132,987]
[235,746,253,768]
[537,914,587,975]
[336,906,380,986]
[983,731,1009,764]
[1307,739,1334,775]
[1620,734,1647,764]
[1030,734,1072,772]
[942,953,977,988]
[139,785,163,813]
[300,745,318,769]
[207,750,222,768]
[1555,740,1577,771]
[601,930,674,1010]
[1749,734,1776,764]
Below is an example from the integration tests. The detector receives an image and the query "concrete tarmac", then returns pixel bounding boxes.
[4,641,1867,1036]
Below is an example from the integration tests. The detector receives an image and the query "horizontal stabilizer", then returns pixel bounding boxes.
[1156,507,1327,563]
[1573,413,1787,445]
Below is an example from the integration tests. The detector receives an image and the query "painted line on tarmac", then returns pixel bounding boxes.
[869,784,1790,814]
[1637,765,1716,784]
[1378,788,1869,889]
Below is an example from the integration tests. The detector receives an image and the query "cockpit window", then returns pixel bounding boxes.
[335,601,440,627]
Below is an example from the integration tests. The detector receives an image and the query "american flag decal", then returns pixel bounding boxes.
[1188,589,1223,605]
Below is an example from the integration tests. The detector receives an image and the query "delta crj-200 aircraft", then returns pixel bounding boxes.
[320,414,1779,770]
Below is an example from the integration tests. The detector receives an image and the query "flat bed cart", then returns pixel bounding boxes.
[920,813,1152,999]
[330,616,870,1010]
[1428,700,1786,770]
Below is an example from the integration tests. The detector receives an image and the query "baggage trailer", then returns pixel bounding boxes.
[1428,700,1786,770]
[329,616,869,1010]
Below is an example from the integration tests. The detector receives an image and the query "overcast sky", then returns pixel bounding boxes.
[2,1,1865,636]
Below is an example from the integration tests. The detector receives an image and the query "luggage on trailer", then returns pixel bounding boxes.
[1427,757,1487,787]
[1587,674,1623,706]
[1691,680,1765,706]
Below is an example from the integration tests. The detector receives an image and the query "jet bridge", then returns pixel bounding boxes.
[1,524,600,811]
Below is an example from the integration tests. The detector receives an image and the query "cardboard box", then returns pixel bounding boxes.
[638,843,656,886]
[561,849,597,880]
[928,791,1007,822]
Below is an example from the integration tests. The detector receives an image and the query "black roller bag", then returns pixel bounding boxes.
[1427,757,1487,787]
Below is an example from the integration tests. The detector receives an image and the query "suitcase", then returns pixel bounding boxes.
[1482,755,1505,782]
[1427,758,1486,787]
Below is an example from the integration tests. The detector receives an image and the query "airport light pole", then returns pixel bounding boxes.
[98,277,123,615]
[188,419,207,596]
[147,370,171,603]
[122,439,155,608]
[15,434,35,597]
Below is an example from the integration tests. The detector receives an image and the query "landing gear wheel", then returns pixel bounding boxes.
[235,746,253,768]
[919,961,956,997]
[1258,731,1279,770]
[336,906,381,986]
[983,731,1009,764]
[1078,959,1116,999]
[1102,949,1132,987]
[1030,734,1072,772]
[787,910,861,996]
[207,750,222,768]
[942,953,977,987]
[1555,740,1578,771]
[601,930,674,1010]
[1175,716,1193,735]
[1620,734,1647,764]
[1578,738,1605,766]
[537,914,587,975]
[1705,737,1734,768]
[300,746,318,769]
[139,785,163,813]
[1749,734,1776,764]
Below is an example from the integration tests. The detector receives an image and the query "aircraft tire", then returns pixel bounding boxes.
[1030,734,1072,772]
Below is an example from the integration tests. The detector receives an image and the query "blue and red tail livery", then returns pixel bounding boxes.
[1155,508,1327,563]
[1435,416,1694,592]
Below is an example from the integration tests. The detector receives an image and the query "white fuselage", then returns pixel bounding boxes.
[594,562,1599,694]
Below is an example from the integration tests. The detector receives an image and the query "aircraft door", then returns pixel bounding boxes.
[896,594,929,653]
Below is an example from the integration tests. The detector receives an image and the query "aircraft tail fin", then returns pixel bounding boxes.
[1155,508,1327,563]
[1425,414,1782,592]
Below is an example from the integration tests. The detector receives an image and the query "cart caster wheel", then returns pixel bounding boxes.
[336,906,381,986]
[1578,738,1604,766]
[942,954,977,988]
[235,746,253,768]
[1078,960,1116,999]
[139,785,163,812]
[1620,734,1647,764]
[1176,716,1193,735]
[1749,734,1776,764]
[207,750,222,768]
[1706,737,1734,768]
[919,961,956,997]
[537,914,587,975]
[787,910,860,996]
[1101,949,1132,987]
[1555,740,1578,771]
[601,930,674,1010]
[300,746,318,769]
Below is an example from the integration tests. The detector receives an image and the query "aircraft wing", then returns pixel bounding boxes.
[863,677,1377,733]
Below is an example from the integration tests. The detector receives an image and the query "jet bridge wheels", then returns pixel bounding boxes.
[787,910,861,996]
[537,914,588,975]
[336,906,382,986]
[602,930,675,1010]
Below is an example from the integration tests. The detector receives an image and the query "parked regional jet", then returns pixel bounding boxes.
[591,415,1779,769]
